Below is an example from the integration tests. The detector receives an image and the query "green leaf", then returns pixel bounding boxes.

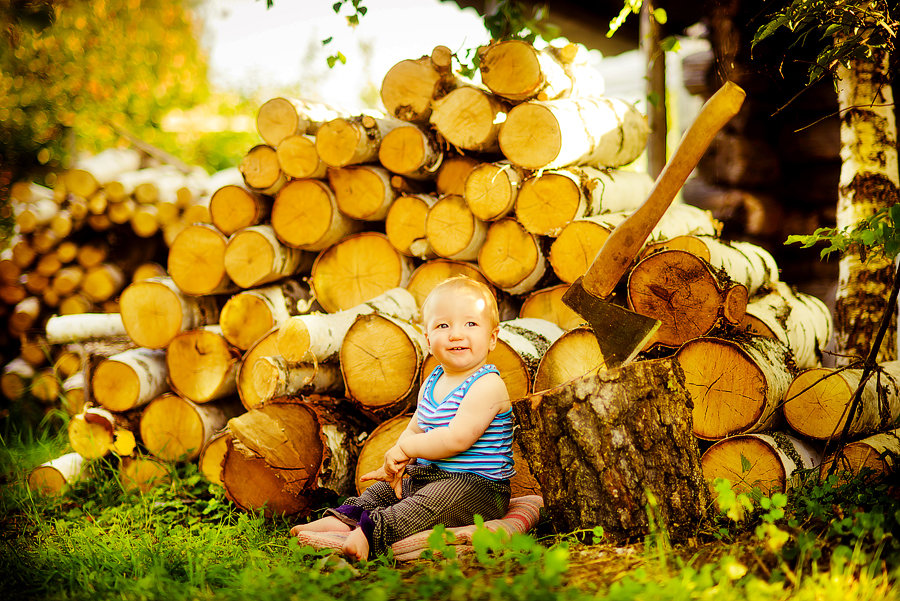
[740,453,752,473]
[652,8,667,24]
[660,35,680,52]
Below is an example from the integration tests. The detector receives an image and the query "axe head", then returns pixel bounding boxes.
[562,277,661,370]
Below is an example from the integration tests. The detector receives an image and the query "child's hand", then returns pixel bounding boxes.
[384,444,409,475]
[359,464,406,497]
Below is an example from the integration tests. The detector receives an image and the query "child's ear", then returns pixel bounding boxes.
[488,326,499,350]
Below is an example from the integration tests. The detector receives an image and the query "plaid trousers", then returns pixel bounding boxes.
[327,463,511,557]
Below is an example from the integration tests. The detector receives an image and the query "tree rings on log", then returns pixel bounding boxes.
[272,179,364,252]
[436,155,479,196]
[355,413,413,494]
[199,430,231,485]
[425,194,487,261]
[276,134,327,179]
[224,225,312,289]
[463,161,524,221]
[820,427,899,482]
[119,456,171,493]
[166,326,239,403]
[479,39,572,102]
[380,47,457,122]
[676,335,796,440]
[513,357,707,542]
[140,393,242,462]
[168,223,235,296]
[120,277,222,349]
[700,432,821,496]
[378,124,443,180]
[519,284,586,331]
[219,280,312,351]
[91,347,169,412]
[478,218,546,294]
[405,259,491,309]
[209,185,271,236]
[239,145,286,196]
[430,86,507,153]
[385,193,439,258]
[533,325,604,393]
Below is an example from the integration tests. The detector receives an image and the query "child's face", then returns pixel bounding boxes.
[424,288,499,377]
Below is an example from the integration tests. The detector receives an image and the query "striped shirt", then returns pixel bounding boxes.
[416,364,516,481]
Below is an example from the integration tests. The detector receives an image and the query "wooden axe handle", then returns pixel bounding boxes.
[581,81,746,298]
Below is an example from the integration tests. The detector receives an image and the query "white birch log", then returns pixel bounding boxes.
[463,161,526,222]
[380,46,460,122]
[119,277,222,349]
[385,193,440,258]
[27,452,86,494]
[92,347,169,412]
[315,114,401,168]
[1,357,34,401]
[477,218,546,295]
[251,356,344,402]
[67,406,136,459]
[219,280,313,351]
[820,427,899,481]
[224,225,313,289]
[256,96,347,146]
[478,39,574,102]
[45,313,128,344]
[430,85,507,153]
[784,361,900,441]
[271,179,364,252]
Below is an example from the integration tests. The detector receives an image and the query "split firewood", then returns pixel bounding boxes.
[166,326,240,403]
[533,326,604,393]
[435,154,480,196]
[518,284,586,331]
[820,427,899,481]
[627,250,749,348]
[199,430,231,485]
[271,179,364,251]
[27,452,87,495]
[700,432,821,496]
[315,114,402,168]
[219,280,313,351]
[276,287,418,363]
[478,39,575,103]
[45,313,128,344]
[255,97,345,147]
[513,357,707,543]
[119,277,222,349]
[223,225,313,289]
[424,194,488,261]
[251,356,344,403]
[328,165,397,221]
[1,357,34,401]
[208,185,271,236]
[377,124,443,180]
[340,313,427,421]
[405,259,492,308]
[430,85,508,153]
[385,193,439,258]
[275,134,327,179]
[743,281,833,369]
[119,455,171,493]
[499,96,649,170]
[463,161,527,222]
[91,347,169,412]
[67,406,137,459]
[477,218,546,295]
[167,223,236,296]
[515,167,655,236]
[676,334,796,440]
[239,145,286,196]
[549,204,719,285]
[139,393,243,462]
[784,361,900,441]
[380,46,459,122]
[310,232,413,313]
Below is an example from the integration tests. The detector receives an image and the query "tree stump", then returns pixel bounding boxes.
[512,357,707,542]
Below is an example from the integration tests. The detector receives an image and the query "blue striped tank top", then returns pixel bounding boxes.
[416,363,516,481]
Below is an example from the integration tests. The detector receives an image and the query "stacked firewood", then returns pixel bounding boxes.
[17,40,892,509]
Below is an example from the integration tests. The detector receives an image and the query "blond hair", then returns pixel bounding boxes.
[421,276,499,328]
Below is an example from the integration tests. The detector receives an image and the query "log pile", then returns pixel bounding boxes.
[6,38,888,530]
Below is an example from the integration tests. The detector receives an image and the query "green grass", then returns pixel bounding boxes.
[1,419,899,601]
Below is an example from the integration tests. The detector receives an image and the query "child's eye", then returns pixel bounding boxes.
[467,321,477,327]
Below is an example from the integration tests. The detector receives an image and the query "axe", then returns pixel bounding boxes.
[562,81,746,369]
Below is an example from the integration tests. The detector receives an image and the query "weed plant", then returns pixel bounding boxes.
[1,416,898,600]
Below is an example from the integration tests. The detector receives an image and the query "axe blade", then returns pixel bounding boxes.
[562,277,661,369]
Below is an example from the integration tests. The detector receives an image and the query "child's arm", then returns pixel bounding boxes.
[397,373,509,461]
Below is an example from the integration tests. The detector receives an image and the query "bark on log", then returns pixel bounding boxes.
[271,179,364,251]
[276,134,328,179]
[219,280,313,351]
[276,287,417,363]
[820,427,899,482]
[168,223,236,296]
[377,124,443,180]
[676,334,796,440]
[166,326,240,403]
[533,326,604,393]
[251,356,344,403]
[478,39,574,102]
[405,259,492,308]
[340,313,426,421]
[425,194,488,261]
[91,347,169,412]
[743,281,833,369]
[67,406,137,459]
[477,218,546,294]
[328,165,397,221]
[119,277,222,349]
[310,232,413,313]
[627,249,749,348]
[140,392,243,462]
[45,313,127,344]
[499,97,649,170]
[518,284,587,331]
[512,357,708,542]
[209,185,271,236]
[236,329,280,410]
[784,361,900,441]
[27,451,86,494]
[380,46,459,122]
[700,432,821,496]
[430,85,508,153]
[385,193,439,258]
[315,114,401,168]
[515,167,655,237]
[463,161,526,222]
[224,225,313,289]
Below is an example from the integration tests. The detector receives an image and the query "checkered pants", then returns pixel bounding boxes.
[327,463,511,557]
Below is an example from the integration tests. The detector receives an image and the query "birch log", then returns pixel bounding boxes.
[168,223,236,296]
[251,356,344,403]
[166,326,239,404]
[67,406,137,459]
[44,313,127,344]
[463,161,527,222]
[425,194,488,261]
[276,287,418,363]
[355,413,413,493]
[478,39,574,102]
[271,179,364,251]
[499,97,649,170]
[328,165,397,221]
[237,329,281,410]
[256,96,345,147]
[224,225,313,289]
[533,326,604,393]
[315,114,402,168]
[276,134,327,179]
[91,347,169,412]
[385,193,439,258]
[676,334,796,440]
[119,456,171,493]
[219,280,313,351]
[701,432,822,495]
[518,284,586,331]
[784,361,900,440]
[310,232,413,313]
[436,155,480,196]
[239,145,286,196]
[377,124,443,180]
[199,430,231,485]
[209,185,271,236]
[5,358,36,401]
[477,218,546,295]
[140,393,242,462]
[430,86,508,153]
[27,452,86,494]
[380,46,458,122]
[119,277,222,349]
[820,427,899,481]
[405,260,492,308]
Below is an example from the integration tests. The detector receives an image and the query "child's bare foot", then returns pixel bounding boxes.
[342,527,370,561]
[290,516,352,536]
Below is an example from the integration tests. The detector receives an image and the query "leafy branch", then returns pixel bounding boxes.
[786,203,900,261]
